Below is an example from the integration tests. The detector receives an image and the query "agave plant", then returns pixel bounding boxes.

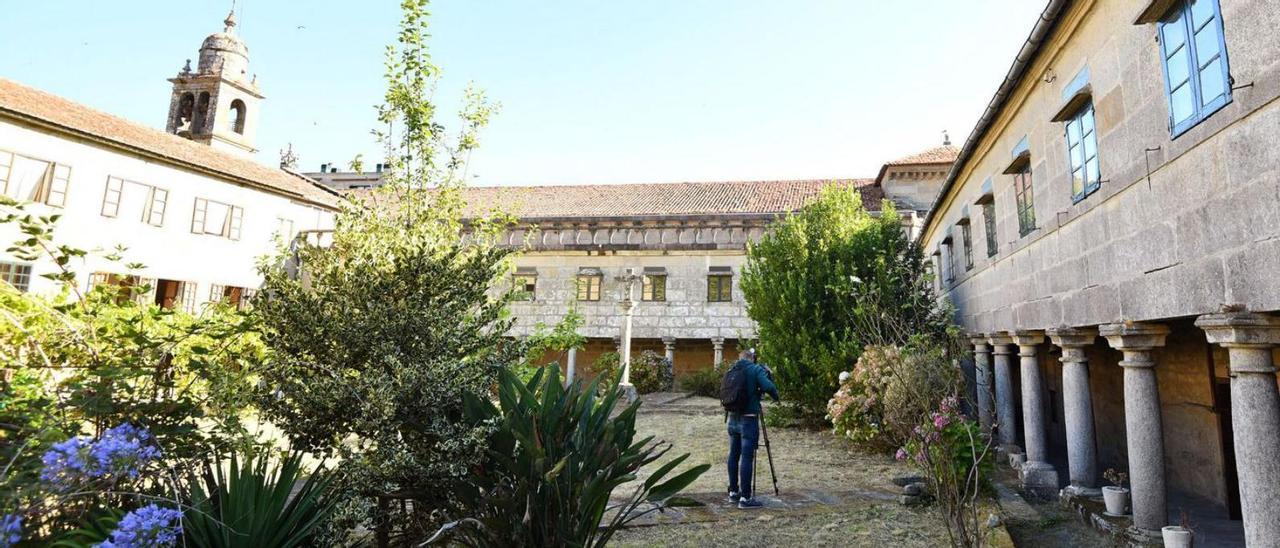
[431,366,708,547]
[181,450,339,548]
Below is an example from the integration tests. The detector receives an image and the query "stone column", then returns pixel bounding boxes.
[971,337,995,435]
[712,337,725,366]
[988,334,1020,454]
[618,299,636,401]
[566,346,578,386]
[1099,322,1169,533]
[1047,327,1100,496]
[1196,312,1280,547]
[1010,330,1057,497]
[662,336,677,379]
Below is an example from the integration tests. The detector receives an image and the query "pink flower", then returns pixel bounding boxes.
[933,413,951,429]
[895,448,908,461]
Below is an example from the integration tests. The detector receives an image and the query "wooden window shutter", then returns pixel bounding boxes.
[147,188,168,226]
[45,164,70,207]
[191,198,208,234]
[0,151,12,196]
[228,206,244,240]
[102,177,124,217]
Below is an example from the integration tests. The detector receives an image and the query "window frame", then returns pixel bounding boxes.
[1064,103,1102,203]
[1158,0,1232,138]
[575,274,601,301]
[641,274,667,302]
[960,223,974,271]
[191,197,244,239]
[512,273,537,301]
[1013,165,1037,237]
[0,149,70,207]
[707,274,733,303]
[0,261,33,292]
[981,201,999,257]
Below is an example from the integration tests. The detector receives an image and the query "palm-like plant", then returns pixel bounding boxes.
[182,451,339,548]
[434,367,708,547]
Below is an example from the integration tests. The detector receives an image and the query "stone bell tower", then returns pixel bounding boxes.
[165,8,264,157]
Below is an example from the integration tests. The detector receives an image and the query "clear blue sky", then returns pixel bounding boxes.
[1,1,1046,185]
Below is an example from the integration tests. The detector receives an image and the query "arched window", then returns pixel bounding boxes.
[176,93,195,127]
[192,92,211,133]
[229,99,247,135]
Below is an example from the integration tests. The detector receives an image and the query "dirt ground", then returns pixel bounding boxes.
[610,393,1112,548]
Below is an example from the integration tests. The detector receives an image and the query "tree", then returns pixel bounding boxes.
[250,0,517,540]
[740,185,949,420]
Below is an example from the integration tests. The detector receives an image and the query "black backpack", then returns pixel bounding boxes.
[720,362,750,413]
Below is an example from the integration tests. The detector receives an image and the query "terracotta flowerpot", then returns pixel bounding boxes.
[1162,526,1193,548]
[1101,486,1129,515]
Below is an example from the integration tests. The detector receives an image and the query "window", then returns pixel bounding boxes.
[0,261,32,292]
[1065,104,1101,202]
[276,217,295,241]
[209,284,246,308]
[154,279,196,312]
[192,198,243,239]
[1159,0,1231,136]
[960,224,974,271]
[102,177,167,226]
[944,243,956,284]
[89,272,151,305]
[0,150,69,207]
[1013,165,1036,237]
[513,269,537,301]
[230,99,247,135]
[642,274,666,302]
[707,267,733,302]
[575,273,601,301]
[982,202,998,257]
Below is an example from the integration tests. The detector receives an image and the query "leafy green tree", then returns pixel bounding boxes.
[250,0,517,539]
[740,186,948,420]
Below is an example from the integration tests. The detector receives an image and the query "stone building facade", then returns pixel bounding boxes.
[920,0,1280,543]
[0,11,339,309]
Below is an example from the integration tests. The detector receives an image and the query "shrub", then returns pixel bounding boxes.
[588,352,621,395]
[437,367,708,546]
[829,342,963,451]
[629,350,673,394]
[897,397,994,548]
[741,186,951,421]
[679,362,725,398]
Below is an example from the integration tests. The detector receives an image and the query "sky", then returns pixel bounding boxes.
[0,1,1047,186]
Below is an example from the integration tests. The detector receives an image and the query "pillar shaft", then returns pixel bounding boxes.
[1011,331,1057,497]
[989,336,1019,451]
[712,337,725,366]
[662,336,676,379]
[1049,327,1099,493]
[620,301,634,385]
[971,339,994,434]
[1100,322,1169,533]
[566,347,578,385]
[1196,312,1280,546]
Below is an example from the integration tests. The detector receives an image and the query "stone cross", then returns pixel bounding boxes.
[615,268,640,401]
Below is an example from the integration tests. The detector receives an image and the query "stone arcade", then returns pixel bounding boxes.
[925,0,1280,544]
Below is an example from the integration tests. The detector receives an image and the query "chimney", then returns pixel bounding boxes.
[320,163,328,173]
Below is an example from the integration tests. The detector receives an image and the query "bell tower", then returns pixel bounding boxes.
[165,9,264,157]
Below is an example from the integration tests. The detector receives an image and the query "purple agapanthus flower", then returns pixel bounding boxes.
[1,514,21,548]
[91,424,162,480]
[40,436,95,489]
[97,504,182,548]
[41,423,162,490]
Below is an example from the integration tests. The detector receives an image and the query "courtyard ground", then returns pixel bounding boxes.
[609,393,1112,548]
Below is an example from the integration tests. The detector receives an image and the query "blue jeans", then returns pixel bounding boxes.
[727,413,760,498]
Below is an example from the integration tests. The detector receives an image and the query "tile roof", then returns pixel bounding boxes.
[885,145,960,166]
[0,78,341,209]
[351,179,881,221]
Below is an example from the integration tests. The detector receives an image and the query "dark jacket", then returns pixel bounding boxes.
[733,359,780,415]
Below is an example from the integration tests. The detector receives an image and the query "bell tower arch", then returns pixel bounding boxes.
[165,8,264,157]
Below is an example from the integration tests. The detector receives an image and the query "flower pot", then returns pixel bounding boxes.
[1101,486,1129,515]
[1162,526,1193,548]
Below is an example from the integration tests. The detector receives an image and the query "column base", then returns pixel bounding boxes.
[1062,484,1102,498]
[617,382,638,403]
[1020,461,1059,499]
[1007,450,1026,469]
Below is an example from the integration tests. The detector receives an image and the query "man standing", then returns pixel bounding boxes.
[722,348,780,509]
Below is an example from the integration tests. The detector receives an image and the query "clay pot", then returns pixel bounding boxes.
[1161,526,1193,548]
[1101,486,1129,515]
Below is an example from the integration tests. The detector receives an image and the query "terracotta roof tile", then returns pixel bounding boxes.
[0,78,341,209]
[885,145,959,166]
[352,179,881,220]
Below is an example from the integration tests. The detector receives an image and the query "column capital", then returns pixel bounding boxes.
[1008,330,1045,348]
[1196,312,1280,349]
[1047,326,1099,349]
[1099,322,1169,352]
[711,336,725,348]
[971,339,991,352]
[661,336,677,346]
[988,334,1015,347]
